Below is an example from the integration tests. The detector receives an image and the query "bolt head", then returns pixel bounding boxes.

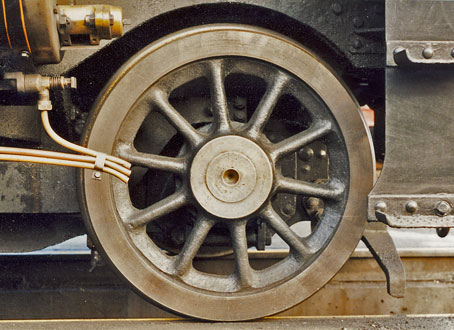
[405,201,418,213]
[298,147,314,161]
[375,201,387,212]
[435,201,451,216]
[422,47,434,59]
[306,197,321,208]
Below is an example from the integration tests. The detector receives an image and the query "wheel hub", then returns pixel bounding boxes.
[190,135,273,219]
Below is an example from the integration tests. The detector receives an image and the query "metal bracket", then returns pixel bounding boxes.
[386,0,454,66]
[370,195,454,228]
[368,67,454,228]
[389,41,454,66]
[362,223,406,298]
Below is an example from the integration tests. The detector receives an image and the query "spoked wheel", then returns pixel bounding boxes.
[79,24,374,321]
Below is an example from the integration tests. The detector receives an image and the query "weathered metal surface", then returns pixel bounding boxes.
[1,316,454,330]
[0,214,84,253]
[0,162,78,213]
[22,0,62,64]
[0,105,40,142]
[368,67,454,227]
[0,0,384,218]
[387,0,454,65]
[0,254,453,319]
[79,25,374,320]
[97,0,384,69]
[362,222,406,298]
[0,0,61,63]
[37,0,384,78]
[369,0,454,226]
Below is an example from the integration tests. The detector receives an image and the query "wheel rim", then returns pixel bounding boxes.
[80,24,374,321]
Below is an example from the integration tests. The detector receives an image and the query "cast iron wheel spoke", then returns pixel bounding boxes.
[206,60,231,132]
[246,72,290,139]
[269,120,332,161]
[229,221,254,288]
[150,88,205,146]
[260,205,312,257]
[126,189,189,228]
[117,143,186,174]
[174,216,216,275]
[276,176,345,201]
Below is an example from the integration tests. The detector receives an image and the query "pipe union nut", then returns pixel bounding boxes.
[38,99,52,111]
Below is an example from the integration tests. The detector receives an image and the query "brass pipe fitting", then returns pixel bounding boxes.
[3,72,76,110]
[57,4,124,45]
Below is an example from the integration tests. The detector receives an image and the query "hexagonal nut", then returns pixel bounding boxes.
[435,201,452,216]
[70,77,77,89]
[38,100,52,111]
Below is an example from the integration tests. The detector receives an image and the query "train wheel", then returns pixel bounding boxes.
[79,24,374,321]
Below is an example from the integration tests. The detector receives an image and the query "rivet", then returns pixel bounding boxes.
[331,3,343,15]
[233,109,246,121]
[405,201,418,213]
[375,201,387,212]
[268,133,280,142]
[94,171,102,179]
[317,149,327,159]
[282,203,295,216]
[300,165,311,174]
[435,201,451,216]
[298,147,314,161]
[422,47,433,59]
[353,17,364,28]
[451,48,454,58]
[353,39,363,49]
